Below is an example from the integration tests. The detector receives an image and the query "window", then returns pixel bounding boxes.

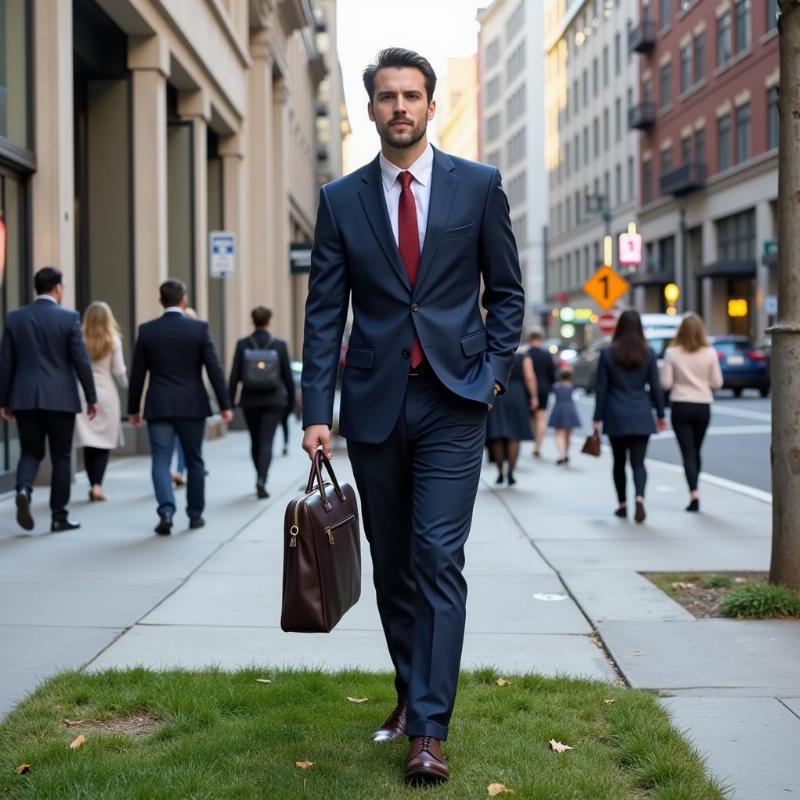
[505,1,524,42]
[507,171,527,206]
[643,77,653,105]
[603,171,610,204]
[583,69,588,106]
[566,197,572,230]
[660,147,673,178]
[574,134,580,170]
[583,126,589,164]
[735,102,750,163]
[593,117,600,158]
[734,0,750,54]
[486,75,501,106]
[768,85,779,149]
[658,236,675,274]
[659,62,672,108]
[680,42,692,94]
[506,127,526,166]
[505,41,526,82]
[0,0,31,149]
[485,38,500,69]
[615,163,622,207]
[615,97,622,141]
[694,127,706,165]
[718,113,731,171]
[485,149,501,168]
[717,209,755,261]
[628,155,634,201]
[659,0,670,29]
[575,190,581,224]
[486,113,501,142]
[614,33,621,75]
[681,135,692,164]
[573,79,579,113]
[506,83,526,126]
[694,31,706,83]
[717,11,731,67]
[603,108,609,151]
[627,19,633,62]
[643,160,653,204]
[565,141,571,175]
[767,0,778,32]
[592,58,599,96]
[602,46,609,87]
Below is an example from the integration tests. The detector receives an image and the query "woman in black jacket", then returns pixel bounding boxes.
[593,310,667,523]
[228,306,295,498]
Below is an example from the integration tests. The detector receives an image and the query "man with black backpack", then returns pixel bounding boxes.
[228,306,295,498]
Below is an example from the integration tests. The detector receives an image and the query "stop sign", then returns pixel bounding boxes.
[597,311,618,334]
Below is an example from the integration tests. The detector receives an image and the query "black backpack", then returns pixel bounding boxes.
[242,336,281,392]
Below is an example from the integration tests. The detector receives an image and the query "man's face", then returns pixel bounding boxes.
[368,67,434,150]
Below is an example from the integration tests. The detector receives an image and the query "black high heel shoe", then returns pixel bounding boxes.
[686,498,700,512]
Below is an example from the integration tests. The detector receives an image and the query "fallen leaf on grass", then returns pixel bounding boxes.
[671,581,694,590]
[495,678,512,687]
[488,783,514,796]
[15,764,31,775]
[62,719,84,727]
[69,735,86,750]
[603,699,616,705]
[295,760,315,769]
[346,697,369,704]
[255,678,272,684]
[549,739,573,753]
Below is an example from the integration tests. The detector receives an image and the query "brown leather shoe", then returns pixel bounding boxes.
[371,701,407,743]
[405,736,449,784]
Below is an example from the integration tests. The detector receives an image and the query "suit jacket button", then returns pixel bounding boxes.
[402,349,410,359]
[410,303,419,312]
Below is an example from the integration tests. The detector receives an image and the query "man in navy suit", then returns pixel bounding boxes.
[128,279,232,534]
[301,48,524,783]
[0,267,97,532]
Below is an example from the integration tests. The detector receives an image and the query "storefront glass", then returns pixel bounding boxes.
[0,0,29,151]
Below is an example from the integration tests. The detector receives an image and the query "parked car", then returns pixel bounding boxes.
[710,335,770,397]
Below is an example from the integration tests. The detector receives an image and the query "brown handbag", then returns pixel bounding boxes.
[280,450,361,633]
[581,431,602,457]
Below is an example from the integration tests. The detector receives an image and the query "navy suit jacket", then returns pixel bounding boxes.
[0,299,96,413]
[302,147,525,444]
[128,313,230,420]
[593,346,666,437]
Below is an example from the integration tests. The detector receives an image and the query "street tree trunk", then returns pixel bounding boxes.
[770,0,800,590]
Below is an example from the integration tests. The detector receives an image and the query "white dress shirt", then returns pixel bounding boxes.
[379,143,433,251]
[164,306,184,315]
[35,295,58,304]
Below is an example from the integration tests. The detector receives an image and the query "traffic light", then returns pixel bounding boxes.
[664,283,679,315]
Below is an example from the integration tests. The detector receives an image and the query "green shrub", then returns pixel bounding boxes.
[720,581,800,619]
[703,575,733,589]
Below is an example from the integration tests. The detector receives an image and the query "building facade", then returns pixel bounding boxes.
[631,0,778,339]
[0,0,346,489]
[544,0,642,336]
[478,0,547,323]
[437,56,479,161]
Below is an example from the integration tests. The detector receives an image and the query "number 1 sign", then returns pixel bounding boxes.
[618,233,642,266]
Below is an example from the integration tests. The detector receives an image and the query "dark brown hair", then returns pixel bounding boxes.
[672,312,709,353]
[159,279,186,308]
[34,267,63,295]
[610,309,650,370]
[251,306,272,328]
[362,48,437,102]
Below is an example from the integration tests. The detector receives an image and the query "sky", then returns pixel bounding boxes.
[336,0,483,169]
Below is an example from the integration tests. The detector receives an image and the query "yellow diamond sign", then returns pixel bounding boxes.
[583,265,631,311]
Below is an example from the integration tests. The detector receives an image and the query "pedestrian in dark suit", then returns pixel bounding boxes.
[527,329,557,457]
[228,306,294,498]
[128,279,232,534]
[301,48,524,784]
[593,309,667,523]
[0,267,97,532]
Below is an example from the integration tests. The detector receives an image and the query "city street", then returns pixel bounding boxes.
[576,391,772,495]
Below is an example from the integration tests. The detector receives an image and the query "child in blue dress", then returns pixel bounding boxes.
[548,367,582,465]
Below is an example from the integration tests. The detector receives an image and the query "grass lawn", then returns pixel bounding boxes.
[0,668,728,800]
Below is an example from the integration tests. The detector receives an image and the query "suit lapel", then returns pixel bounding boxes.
[357,156,412,292]
[415,148,458,294]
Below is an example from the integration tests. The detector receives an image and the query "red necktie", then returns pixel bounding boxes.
[398,171,424,368]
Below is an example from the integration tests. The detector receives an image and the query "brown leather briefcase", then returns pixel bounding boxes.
[281,450,361,633]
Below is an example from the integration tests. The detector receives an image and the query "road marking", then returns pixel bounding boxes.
[653,424,771,440]
[711,405,772,422]
[647,458,773,504]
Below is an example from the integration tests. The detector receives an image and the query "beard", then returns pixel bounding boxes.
[377,115,427,149]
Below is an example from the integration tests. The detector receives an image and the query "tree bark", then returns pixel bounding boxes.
[770,0,800,590]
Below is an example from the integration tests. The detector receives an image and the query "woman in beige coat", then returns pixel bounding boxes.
[74,302,128,501]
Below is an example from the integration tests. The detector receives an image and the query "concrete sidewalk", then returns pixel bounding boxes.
[1,424,796,798]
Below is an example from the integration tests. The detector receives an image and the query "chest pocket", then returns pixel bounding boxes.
[440,223,475,243]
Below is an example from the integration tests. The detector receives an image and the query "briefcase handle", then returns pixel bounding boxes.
[306,449,346,511]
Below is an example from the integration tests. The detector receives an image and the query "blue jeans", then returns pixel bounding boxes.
[147,419,206,519]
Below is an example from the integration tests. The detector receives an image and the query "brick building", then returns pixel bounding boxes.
[631,0,779,339]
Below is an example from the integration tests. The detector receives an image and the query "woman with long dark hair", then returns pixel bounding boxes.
[593,310,666,522]
[660,312,723,511]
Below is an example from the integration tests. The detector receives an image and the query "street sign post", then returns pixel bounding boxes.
[582,265,631,310]
[209,231,235,278]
